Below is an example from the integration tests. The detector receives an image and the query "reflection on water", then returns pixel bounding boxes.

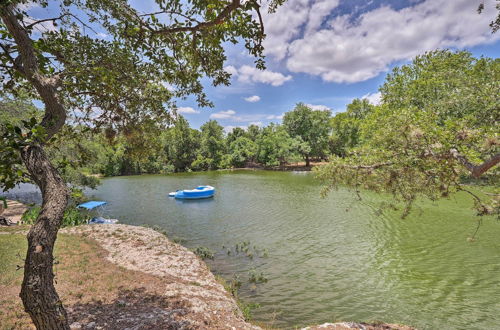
[6,171,500,329]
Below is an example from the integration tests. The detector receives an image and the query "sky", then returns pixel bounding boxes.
[172,0,500,131]
[24,0,500,132]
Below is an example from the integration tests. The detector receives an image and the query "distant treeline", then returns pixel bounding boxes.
[72,102,350,176]
[1,50,496,190]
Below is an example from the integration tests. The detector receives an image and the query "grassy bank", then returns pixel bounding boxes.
[0,227,174,329]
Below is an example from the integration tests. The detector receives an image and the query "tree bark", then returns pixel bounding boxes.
[450,149,500,178]
[1,5,70,328]
[20,145,70,330]
[305,155,310,167]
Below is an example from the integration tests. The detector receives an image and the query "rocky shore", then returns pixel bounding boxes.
[61,224,258,329]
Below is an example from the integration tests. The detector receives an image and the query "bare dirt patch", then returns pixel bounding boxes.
[1,199,27,224]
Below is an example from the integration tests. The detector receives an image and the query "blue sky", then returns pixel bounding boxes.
[171,0,500,131]
[24,0,500,131]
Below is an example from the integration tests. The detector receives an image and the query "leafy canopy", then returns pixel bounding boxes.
[318,50,499,218]
[283,103,331,162]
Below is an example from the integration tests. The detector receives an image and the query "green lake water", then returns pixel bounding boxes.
[87,170,500,329]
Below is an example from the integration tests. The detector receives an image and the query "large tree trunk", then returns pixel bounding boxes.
[20,145,70,330]
[1,5,70,328]
[305,154,310,167]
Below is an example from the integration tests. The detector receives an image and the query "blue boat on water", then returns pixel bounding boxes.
[169,185,215,200]
[76,201,119,224]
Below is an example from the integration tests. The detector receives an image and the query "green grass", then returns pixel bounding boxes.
[0,233,26,287]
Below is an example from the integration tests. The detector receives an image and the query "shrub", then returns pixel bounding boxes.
[22,206,87,227]
[193,246,214,260]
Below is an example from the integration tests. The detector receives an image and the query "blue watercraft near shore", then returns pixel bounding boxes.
[76,200,119,224]
[169,185,215,199]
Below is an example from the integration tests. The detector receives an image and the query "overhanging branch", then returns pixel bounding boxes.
[450,149,500,178]
[153,0,242,35]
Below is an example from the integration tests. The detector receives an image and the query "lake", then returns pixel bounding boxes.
[82,171,498,328]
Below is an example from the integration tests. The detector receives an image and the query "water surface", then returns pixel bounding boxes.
[86,170,499,329]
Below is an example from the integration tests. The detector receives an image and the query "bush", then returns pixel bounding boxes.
[21,206,87,227]
[192,246,214,260]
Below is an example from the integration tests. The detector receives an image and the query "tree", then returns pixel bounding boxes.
[0,93,40,127]
[329,98,374,156]
[192,120,226,170]
[0,0,278,327]
[246,123,262,141]
[283,103,331,166]
[318,50,499,218]
[226,126,247,145]
[163,115,199,172]
[229,136,257,167]
[256,123,298,167]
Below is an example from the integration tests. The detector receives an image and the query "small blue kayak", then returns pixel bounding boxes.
[169,185,215,199]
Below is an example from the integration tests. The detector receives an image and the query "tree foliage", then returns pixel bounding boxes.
[318,50,499,218]
[329,98,374,156]
[283,103,331,165]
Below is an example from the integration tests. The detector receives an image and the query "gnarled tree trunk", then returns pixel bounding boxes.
[20,145,70,329]
[1,4,70,329]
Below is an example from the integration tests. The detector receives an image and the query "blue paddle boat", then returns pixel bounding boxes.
[169,185,215,200]
[76,201,119,224]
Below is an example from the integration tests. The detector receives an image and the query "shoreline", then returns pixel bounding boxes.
[61,224,258,329]
[91,161,328,178]
[1,221,414,329]
[1,198,414,329]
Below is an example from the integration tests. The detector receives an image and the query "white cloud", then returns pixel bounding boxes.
[177,106,200,114]
[260,0,312,61]
[244,95,261,102]
[224,65,292,86]
[210,110,279,123]
[224,121,263,133]
[263,0,499,83]
[239,65,292,86]
[362,92,382,105]
[210,110,236,119]
[160,81,175,91]
[18,2,41,11]
[224,125,248,133]
[266,113,285,120]
[224,65,239,76]
[249,121,263,127]
[305,103,331,111]
[96,32,108,39]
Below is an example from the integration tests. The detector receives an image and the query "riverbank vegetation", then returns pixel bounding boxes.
[318,50,499,219]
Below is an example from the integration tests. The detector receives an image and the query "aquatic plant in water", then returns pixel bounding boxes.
[193,246,215,260]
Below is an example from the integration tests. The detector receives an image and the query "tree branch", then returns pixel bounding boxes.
[1,4,66,140]
[24,14,67,29]
[153,0,242,35]
[346,162,393,170]
[450,149,500,178]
